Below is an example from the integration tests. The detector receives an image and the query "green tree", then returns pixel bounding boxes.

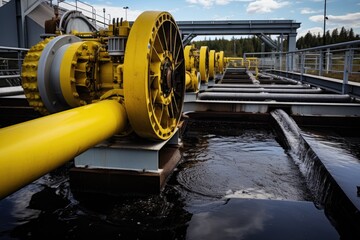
[339,27,348,42]
[331,28,339,43]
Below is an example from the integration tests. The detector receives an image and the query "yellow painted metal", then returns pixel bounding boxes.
[184,44,200,92]
[209,50,215,79]
[185,71,191,86]
[185,70,200,92]
[21,37,53,115]
[123,11,185,140]
[59,41,101,107]
[184,45,192,71]
[21,10,185,142]
[245,57,259,77]
[21,37,110,114]
[218,50,224,73]
[199,46,209,82]
[0,100,127,199]
[227,57,244,67]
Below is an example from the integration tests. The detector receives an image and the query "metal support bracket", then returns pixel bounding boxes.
[75,129,180,172]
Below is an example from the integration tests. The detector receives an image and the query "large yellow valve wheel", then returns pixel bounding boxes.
[123,11,185,140]
[199,46,209,82]
[209,50,215,79]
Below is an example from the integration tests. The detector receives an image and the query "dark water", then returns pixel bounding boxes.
[0,121,341,239]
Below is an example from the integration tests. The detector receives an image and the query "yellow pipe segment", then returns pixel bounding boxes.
[0,100,127,199]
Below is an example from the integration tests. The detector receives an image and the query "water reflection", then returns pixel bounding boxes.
[178,121,312,203]
[187,198,339,240]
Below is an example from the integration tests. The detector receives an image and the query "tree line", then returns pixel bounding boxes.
[296,27,359,49]
[192,27,359,56]
[193,36,269,57]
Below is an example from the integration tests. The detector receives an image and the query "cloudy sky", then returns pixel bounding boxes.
[60,0,360,39]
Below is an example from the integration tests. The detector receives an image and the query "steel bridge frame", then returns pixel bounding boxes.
[177,20,300,52]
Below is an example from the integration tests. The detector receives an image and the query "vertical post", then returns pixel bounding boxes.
[233,36,236,57]
[291,53,295,72]
[123,6,129,21]
[92,7,96,24]
[300,52,305,82]
[103,8,106,27]
[323,0,327,45]
[17,51,22,73]
[279,34,284,71]
[319,50,323,76]
[287,33,297,52]
[342,50,350,94]
[342,49,354,94]
[326,48,330,73]
[273,53,276,70]
[75,0,77,11]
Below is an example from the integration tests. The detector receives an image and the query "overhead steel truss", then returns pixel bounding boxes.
[177,20,300,52]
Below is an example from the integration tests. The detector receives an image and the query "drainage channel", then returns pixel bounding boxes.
[181,68,360,239]
[271,109,360,239]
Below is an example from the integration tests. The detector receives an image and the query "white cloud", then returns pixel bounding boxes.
[186,0,252,8]
[297,27,323,39]
[310,12,360,28]
[246,0,289,14]
[300,8,321,14]
[212,14,235,20]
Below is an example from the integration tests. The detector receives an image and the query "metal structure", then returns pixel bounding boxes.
[0,10,185,198]
[244,40,360,97]
[0,46,28,87]
[178,20,300,52]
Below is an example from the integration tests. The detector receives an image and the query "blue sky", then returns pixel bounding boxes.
[60,0,360,39]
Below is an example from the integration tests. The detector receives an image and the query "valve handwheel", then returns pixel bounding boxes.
[199,46,209,82]
[123,11,185,140]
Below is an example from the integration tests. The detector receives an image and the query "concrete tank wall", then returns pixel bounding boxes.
[0,0,53,48]
[0,0,19,47]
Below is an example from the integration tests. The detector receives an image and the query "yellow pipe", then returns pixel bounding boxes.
[0,100,127,199]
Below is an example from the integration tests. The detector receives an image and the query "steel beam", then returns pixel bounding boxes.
[270,70,360,98]
[184,100,360,116]
[177,20,300,51]
[177,20,300,35]
[0,86,23,96]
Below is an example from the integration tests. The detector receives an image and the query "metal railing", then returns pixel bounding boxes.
[0,46,29,87]
[57,0,111,27]
[244,40,360,84]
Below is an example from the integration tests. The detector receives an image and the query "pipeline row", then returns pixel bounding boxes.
[198,67,354,103]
